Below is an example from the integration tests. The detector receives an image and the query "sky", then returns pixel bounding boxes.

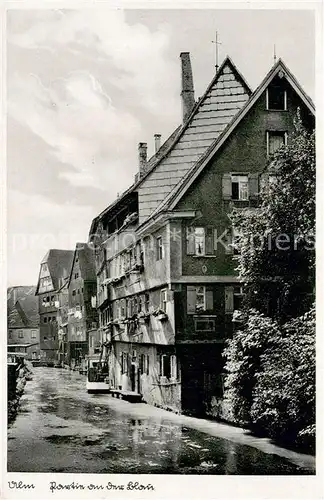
[6,7,315,287]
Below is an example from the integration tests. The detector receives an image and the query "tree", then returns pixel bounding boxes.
[223,113,315,450]
[231,112,315,322]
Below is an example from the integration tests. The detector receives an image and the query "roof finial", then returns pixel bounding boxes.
[212,31,222,73]
[273,44,277,64]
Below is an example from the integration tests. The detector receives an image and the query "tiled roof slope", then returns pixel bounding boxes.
[138,57,251,223]
[7,286,39,328]
[152,59,316,217]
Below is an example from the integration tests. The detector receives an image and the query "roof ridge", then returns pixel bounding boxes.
[90,56,252,236]
[144,58,315,219]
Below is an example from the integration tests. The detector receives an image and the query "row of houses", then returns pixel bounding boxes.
[7,286,40,360]
[31,52,315,417]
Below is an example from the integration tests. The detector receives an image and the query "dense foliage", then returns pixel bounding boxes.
[231,112,315,322]
[223,114,315,452]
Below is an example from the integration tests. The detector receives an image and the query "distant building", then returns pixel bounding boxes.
[90,54,315,416]
[7,286,40,361]
[56,278,69,366]
[35,249,74,364]
[66,243,98,369]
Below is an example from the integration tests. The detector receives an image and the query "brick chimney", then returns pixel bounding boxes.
[180,52,195,123]
[154,134,161,153]
[135,142,148,183]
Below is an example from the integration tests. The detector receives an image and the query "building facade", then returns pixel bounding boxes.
[90,54,315,416]
[66,243,98,369]
[7,286,40,361]
[35,250,74,364]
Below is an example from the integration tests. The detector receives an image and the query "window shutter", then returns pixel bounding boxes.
[186,227,195,255]
[205,288,214,311]
[225,286,234,313]
[206,227,214,255]
[187,286,196,314]
[146,354,149,375]
[120,352,123,373]
[249,173,259,199]
[222,174,232,200]
[170,355,177,379]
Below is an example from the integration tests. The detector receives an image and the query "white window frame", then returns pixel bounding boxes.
[31,330,37,339]
[194,317,216,332]
[231,175,249,201]
[266,87,287,111]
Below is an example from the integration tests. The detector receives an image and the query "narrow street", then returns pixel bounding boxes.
[7,367,315,475]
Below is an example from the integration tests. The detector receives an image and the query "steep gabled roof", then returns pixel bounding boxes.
[142,59,315,220]
[36,249,74,295]
[89,55,252,235]
[67,243,96,286]
[7,286,39,328]
[137,56,252,222]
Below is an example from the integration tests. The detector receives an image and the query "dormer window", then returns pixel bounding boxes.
[266,83,287,111]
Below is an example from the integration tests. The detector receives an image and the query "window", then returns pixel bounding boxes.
[8,330,12,339]
[266,83,287,111]
[140,354,150,375]
[44,317,48,323]
[159,354,177,380]
[228,227,242,256]
[160,355,171,379]
[18,330,23,338]
[186,227,215,256]
[120,299,126,319]
[231,175,249,201]
[120,352,128,374]
[187,286,214,314]
[161,289,168,313]
[31,330,37,339]
[72,290,76,296]
[77,289,80,295]
[156,236,164,260]
[194,227,205,255]
[267,131,287,156]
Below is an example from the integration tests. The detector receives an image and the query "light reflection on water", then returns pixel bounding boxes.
[7,368,310,474]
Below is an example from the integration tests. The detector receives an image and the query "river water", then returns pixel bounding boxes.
[7,367,314,474]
